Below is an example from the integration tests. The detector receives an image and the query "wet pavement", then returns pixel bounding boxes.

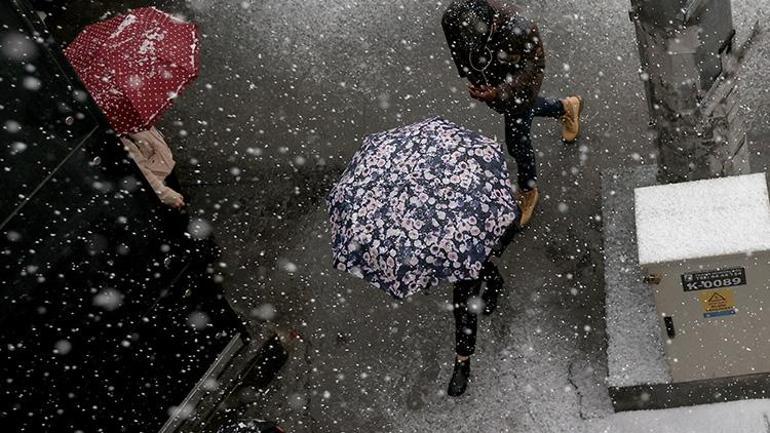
[41,0,770,432]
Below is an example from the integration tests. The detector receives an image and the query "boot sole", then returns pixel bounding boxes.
[563,95,584,144]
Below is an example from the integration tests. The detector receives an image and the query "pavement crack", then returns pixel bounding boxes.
[567,360,589,421]
[763,412,770,433]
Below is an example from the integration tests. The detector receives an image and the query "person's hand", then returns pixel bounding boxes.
[468,84,498,102]
[161,188,186,209]
[168,194,185,209]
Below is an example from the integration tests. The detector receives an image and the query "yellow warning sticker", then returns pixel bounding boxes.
[699,289,736,318]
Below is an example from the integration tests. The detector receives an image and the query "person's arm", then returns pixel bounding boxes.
[442,7,470,78]
[493,17,544,104]
[468,17,544,107]
[119,135,185,209]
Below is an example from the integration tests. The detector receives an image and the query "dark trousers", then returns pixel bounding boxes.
[454,262,504,357]
[504,96,565,191]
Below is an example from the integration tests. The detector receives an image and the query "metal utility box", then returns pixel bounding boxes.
[635,173,770,383]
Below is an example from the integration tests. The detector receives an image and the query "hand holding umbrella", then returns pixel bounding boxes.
[64,7,199,208]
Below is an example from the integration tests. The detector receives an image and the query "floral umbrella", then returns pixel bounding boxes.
[327,117,519,299]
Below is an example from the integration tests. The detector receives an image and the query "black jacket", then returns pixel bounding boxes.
[442,1,545,115]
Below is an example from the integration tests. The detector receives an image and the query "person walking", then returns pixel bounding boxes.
[327,116,523,398]
[447,216,518,397]
[442,0,582,397]
[449,260,506,396]
[62,7,199,210]
[442,0,583,228]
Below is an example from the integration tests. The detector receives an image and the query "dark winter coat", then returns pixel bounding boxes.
[442,0,545,115]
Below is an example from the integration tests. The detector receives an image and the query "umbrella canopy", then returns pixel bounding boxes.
[64,7,199,135]
[327,117,520,299]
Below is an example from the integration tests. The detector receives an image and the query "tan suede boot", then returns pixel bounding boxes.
[518,187,540,227]
[561,95,583,143]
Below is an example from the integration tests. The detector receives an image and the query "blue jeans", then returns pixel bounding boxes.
[504,96,565,191]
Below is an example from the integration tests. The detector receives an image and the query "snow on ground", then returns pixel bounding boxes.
[588,399,770,433]
[184,0,442,99]
[602,166,670,388]
[238,207,613,433]
[217,1,770,431]
[241,207,770,433]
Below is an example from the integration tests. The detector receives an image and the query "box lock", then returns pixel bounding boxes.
[643,273,662,285]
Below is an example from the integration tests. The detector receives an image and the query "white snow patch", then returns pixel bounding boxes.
[0,31,38,61]
[587,399,770,433]
[138,28,166,56]
[635,173,770,265]
[187,218,213,239]
[110,14,137,39]
[54,339,72,355]
[603,166,670,388]
[22,76,41,91]
[192,0,440,96]
[93,288,124,311]
[251,303,277,321]
[4,120,21,133]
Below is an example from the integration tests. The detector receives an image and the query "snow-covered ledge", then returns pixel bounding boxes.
[602,165,670,390]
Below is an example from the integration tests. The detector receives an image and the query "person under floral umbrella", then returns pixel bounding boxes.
[328,116,520,397]
[64,7,199,208]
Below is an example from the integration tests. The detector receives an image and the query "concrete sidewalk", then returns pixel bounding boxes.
[233,202,612,432]
[220,7,770,430]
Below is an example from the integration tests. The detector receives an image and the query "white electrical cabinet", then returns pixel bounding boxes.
[635,173,770,383]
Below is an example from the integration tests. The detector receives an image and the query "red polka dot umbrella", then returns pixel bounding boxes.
[64,7,199,135]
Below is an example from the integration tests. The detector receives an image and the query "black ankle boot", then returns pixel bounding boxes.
[447,358,471,397]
